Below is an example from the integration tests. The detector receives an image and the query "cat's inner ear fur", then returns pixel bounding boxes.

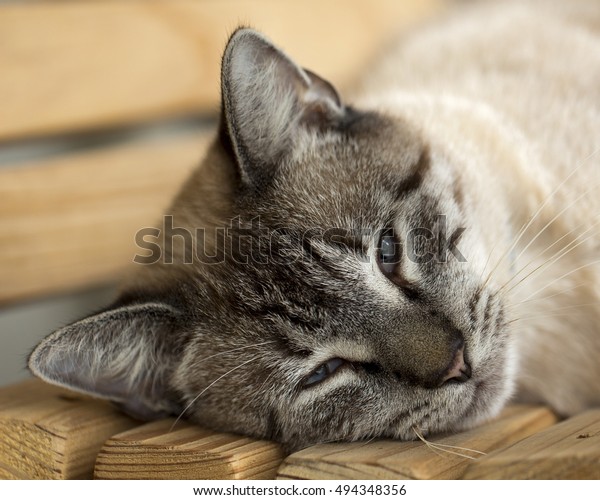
[28,302,183,420]
[221,27,344,188]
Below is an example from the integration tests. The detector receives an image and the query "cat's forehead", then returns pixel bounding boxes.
[261,112,428,229]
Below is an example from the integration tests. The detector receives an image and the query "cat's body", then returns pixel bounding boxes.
[30,1,600,451]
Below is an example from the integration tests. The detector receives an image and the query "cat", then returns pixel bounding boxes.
[29,0,600,452]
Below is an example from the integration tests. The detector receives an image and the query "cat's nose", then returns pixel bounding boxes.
[382,325,472,389]
[439,345,471,386]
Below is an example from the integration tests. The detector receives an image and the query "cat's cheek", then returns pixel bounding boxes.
[280,375,392,449]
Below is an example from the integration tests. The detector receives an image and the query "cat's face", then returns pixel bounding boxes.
[29,29,515,451]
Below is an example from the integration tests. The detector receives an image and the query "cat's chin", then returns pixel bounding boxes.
[383,376,514,443]
[458,379,513,430]
[408,343,517,440]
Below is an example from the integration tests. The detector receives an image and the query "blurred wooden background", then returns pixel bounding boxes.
[0,0,443,305]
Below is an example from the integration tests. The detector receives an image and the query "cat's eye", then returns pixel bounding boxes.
[303,358,346,387]
[377,228,401,277]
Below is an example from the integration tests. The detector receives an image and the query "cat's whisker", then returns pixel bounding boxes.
[481,146,600,289]
[170,356,259,432]
[412,426,444,458]
[518,259,600,303]
[507,301,597,314]
[518,281,591,306]
[499,226,600,297]
[428,442,487,456]
[180,341,278,417]
[508,315,561,325]
[504,216,600,290]
[506,282,589,309]
[478,243,496,284]
[503,233,600,297]
[481,211,539,292]
[504,284,583,312]
[511,182,600,266]
[506,307,597,325]
[412,426,482,460]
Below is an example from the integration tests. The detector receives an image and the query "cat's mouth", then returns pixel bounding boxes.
[456,346,514,429]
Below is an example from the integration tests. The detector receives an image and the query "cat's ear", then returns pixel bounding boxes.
[28,302,183,420]
[220,27,345,188]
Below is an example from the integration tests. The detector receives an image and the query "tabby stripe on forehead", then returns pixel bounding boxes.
[394,148,431,201]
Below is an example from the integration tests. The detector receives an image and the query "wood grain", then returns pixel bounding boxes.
[0,379,138,479]
[0,131,212,304]
[94,419,285,480]
[0,0,443,140]
[463,409,600,479]
[277,405,557,480]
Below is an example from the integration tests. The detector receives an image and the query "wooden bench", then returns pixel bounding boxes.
[1,379,599,479]
[1,0,598,481]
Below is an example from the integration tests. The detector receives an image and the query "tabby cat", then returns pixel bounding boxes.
[29,1,600,451]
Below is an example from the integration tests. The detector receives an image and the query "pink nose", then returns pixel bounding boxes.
[440,346,472,385]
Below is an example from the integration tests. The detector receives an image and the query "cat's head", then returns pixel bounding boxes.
[29,29,515,451]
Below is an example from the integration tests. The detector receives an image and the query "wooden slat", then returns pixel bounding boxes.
[277,405,557,480]
[463,410,600,479]
[0,0,443,140]
[94,419,285,480]
[0,131,213,303]
[0,379,138,479]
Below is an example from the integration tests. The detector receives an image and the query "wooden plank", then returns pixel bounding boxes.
[94,419,285,480]
[0,0,443,140]
[0,131,212,304]
[277,405,557,480]
[463,410,600,479]
[0,379,139,479]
